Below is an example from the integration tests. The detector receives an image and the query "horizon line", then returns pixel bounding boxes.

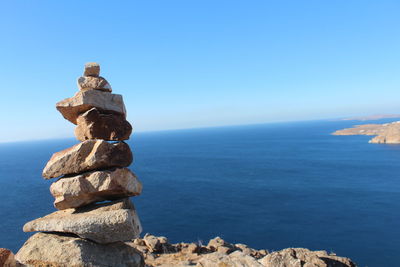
[1,114,400,145]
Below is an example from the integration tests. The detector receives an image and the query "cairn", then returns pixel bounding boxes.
[15,63,144,267]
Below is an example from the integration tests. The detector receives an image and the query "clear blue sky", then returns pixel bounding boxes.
[0,1,399,142]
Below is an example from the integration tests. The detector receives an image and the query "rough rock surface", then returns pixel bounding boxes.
[75,108,132,141]
[332,121,400,144]
[43,140,132,179]
[259,248,356,267]
[16,232,144,267]
[77,76,112,92]
[128,235,356,267]
[84,62,100,77]
[23,199,142,244]
[197,251,264,267]
[56,90,126,124]
[50,167,142,210]
[0,248,16,267]
[369,123,400,144]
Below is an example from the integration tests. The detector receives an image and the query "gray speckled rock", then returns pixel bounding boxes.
[15,232,144,267]
[42,140,132,179]
[23,198,142,244]
[50,168,142,210]
[56,90,126,124]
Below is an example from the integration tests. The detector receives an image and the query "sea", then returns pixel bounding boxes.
[1,119,399,267]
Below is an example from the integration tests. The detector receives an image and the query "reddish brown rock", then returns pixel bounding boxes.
[75,108,132,141]
[77,76,112,92]
[50,168,142,210]
[56,90,126,124]
[42,140,132,179]
[84,62,100,77]
[0,248,16,267]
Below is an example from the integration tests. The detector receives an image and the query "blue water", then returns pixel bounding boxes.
[1,120,400,267]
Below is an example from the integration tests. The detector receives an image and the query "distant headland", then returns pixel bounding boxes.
[339,114,400,121]
[332,121,400,144]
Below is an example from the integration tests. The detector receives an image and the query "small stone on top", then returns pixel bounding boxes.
[84,62,100,77]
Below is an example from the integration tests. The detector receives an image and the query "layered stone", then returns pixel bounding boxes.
[50,167,142,210]
[15,232,144,267]
[75,108,132,141]
[56,90,126,124]
[84,62,100,77]
[77,76,112,92]
[23,199,142,244]
[42,140,132,179]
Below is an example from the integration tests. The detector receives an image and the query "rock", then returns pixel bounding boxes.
[75,108,132,141]
[235,244,253,256]
[77,76,112,92]
[235,244,267,259]
[207,236,235,253]
[15,232,144,267]
[56,90,126,124]
[142,234,171,253]
[84,62,100,77]
[258,248,356,267]
[23,198,142,244]
[0,248,16,267]
[196,251,264,267]
[50,167,142,210]
[185,243,199,254]
[42,140,132,179]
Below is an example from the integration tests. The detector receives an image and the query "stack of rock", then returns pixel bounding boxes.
[15,63,145,267]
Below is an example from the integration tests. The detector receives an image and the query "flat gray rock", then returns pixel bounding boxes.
[23,199,142,244]
[16,232,144,267]
[56,90,126,124]
[50,167,142,210]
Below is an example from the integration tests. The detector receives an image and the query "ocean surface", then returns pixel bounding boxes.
[1,120,400,267]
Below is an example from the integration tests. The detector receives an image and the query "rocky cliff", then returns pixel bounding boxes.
[332,121,400,144]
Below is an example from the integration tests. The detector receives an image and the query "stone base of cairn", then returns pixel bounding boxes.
[15,63,144,267]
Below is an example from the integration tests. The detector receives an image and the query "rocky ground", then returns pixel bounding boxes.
[0,235,358,267]
[332,121,400,144]
[128,234,356,267]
